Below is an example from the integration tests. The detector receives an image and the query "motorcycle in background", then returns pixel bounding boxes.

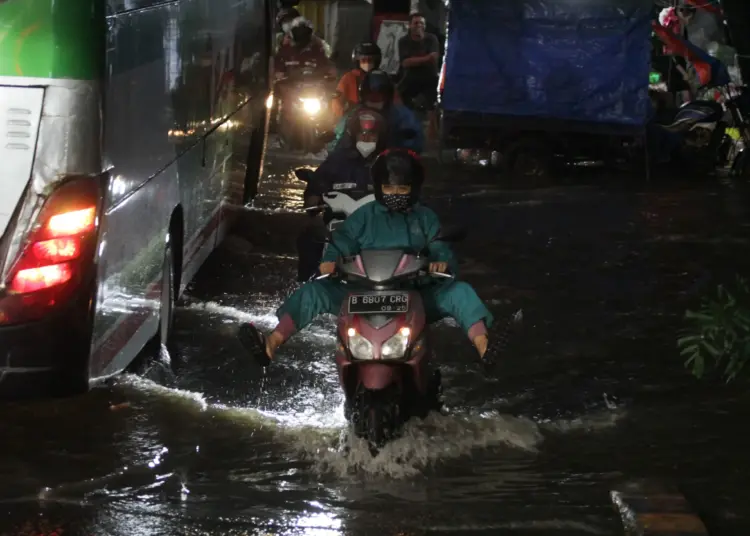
[275,68,337,153]
[294,167,375,232]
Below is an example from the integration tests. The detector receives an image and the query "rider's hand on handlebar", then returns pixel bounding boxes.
[428,262,448,274]
[319,262,336,275]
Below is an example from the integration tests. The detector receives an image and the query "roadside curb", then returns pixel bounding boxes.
[611,480,709,535]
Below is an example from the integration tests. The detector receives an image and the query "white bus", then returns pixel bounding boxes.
[0,0,272,397]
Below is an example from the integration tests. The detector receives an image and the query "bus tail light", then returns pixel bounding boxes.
[0,177,101,326]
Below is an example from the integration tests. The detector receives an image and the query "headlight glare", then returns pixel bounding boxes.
[300,98,321,114]
[348,332,373,360]
[381,327,410,360]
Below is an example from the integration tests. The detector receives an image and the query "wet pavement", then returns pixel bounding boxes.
[2,145,750,536]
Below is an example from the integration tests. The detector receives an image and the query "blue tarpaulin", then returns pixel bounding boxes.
[441,0,652,126]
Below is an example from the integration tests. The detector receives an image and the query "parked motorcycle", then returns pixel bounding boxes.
[653,98,726,169]
[723,85,750,178]
[276,69,337,153]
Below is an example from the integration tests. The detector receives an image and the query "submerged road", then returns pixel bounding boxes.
[1,146,750,535]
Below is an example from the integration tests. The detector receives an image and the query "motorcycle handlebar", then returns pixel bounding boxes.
[315,268,454,281]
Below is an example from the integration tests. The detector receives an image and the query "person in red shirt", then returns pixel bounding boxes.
[333,42,381,118]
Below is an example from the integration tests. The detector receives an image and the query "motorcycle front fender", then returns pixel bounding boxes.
[356,362,403,391]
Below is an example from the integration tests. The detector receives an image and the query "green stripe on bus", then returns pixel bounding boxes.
[0,0,104,79]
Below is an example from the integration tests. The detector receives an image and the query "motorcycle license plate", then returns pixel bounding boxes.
[348,293,409,314]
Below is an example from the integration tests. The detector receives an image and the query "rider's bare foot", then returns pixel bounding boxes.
[266,330,285,359]
[472,334,489,358]
[239,324,284,366]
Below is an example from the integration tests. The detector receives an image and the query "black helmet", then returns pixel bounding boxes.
[370,149,424,210]
[289,17,313,48]
[352,42,382,67]
[358,70,395,109]
[276,8,300,32]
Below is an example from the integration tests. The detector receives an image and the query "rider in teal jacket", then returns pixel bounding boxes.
[239,149,496,363]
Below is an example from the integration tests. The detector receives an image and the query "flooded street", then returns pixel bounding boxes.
[2,146,750,536]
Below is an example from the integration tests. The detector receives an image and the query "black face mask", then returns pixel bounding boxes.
[381,193,411,212]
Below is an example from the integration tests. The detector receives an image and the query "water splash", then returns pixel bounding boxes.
[181,301,278,327]
[180,300,337,341]
[293,411,544,479]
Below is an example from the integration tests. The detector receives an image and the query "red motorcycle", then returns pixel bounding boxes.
[315,228,475,455]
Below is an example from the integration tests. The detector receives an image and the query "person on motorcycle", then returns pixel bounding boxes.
[305,109,386,207]
[333,42,396,118]
[275,8,332,57]
[273,16,336,80]
[296,109,388,281]
[275,8,300,52]
[329,70,424,153]
[239,149,498,365]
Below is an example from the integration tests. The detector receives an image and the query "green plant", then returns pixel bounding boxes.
[677,276,750,382]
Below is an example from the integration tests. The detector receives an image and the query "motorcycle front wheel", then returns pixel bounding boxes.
[352,386,403,457]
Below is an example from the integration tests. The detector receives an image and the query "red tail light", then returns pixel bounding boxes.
[10,264,74,294]
[0,177,101,325]
[47,207,97,238]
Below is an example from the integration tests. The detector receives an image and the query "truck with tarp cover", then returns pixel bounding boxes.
[438,0,653,178]
[0,0,272,398]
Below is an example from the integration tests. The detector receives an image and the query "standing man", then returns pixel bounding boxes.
[397,12,440,139]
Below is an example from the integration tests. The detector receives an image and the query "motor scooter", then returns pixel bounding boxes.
[294,167,375,233]
[322,235,462,456]
[275,69,338,153]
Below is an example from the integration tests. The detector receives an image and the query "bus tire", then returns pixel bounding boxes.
[131,240,177,381]
[156,240,176,354]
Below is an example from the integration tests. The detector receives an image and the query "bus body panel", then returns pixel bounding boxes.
[0,86,45,236]
[0,0,270,394]
[88,0,270,378]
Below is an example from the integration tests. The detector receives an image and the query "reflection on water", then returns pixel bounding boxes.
[4,157,750,535]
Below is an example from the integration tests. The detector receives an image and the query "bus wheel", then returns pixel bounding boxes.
[131,241,177,383]
[157,241,176,353]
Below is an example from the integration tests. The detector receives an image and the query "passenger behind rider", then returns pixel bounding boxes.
[239,149,500,364]
[333,42,402,119]
[329,70,424,154]
[296,109,388,281]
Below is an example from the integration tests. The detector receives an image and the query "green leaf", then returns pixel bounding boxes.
[684,310,714,322]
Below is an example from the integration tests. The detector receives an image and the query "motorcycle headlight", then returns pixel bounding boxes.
[348,329,373,360]
[300,98,321,115]
[381,327,411,360]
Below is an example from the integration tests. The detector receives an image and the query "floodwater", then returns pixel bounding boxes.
[2,147,750,536]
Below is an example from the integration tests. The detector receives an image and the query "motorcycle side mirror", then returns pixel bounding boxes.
[317,130,336,144]
[294,167,314,182]
[434,226,467,243]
